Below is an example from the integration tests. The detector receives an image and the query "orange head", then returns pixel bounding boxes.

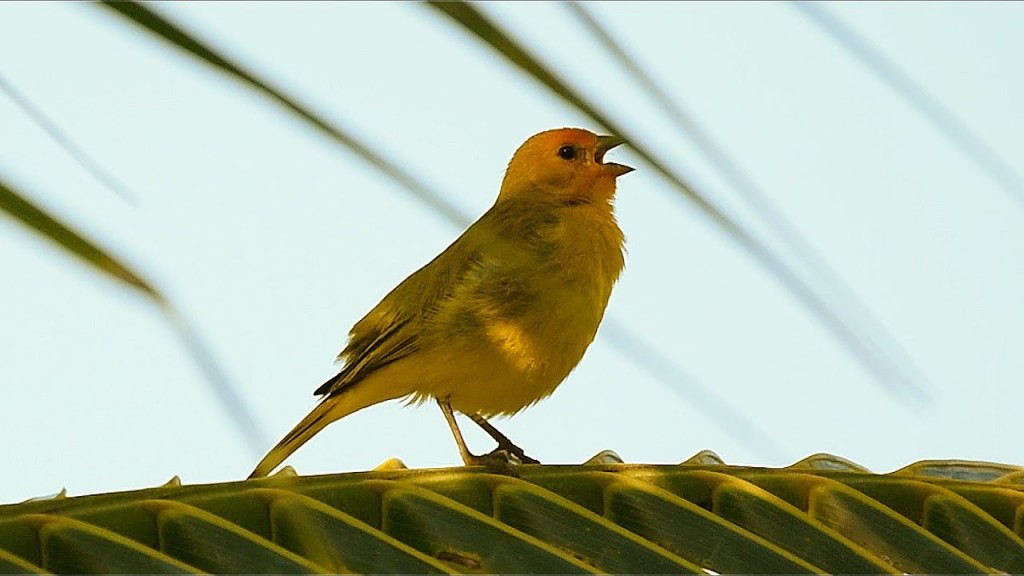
[497,128,633,206]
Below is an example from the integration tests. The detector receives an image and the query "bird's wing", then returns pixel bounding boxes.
[314,281,430,397]
[314,216,495,397]
[315,201,557,398]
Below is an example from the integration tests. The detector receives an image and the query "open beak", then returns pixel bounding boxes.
[595,135,634,177]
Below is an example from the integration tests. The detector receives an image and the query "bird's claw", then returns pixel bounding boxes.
[491,443,540,465]
[465,449,523,476]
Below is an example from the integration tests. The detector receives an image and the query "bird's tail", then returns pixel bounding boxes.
[248,380,406,479]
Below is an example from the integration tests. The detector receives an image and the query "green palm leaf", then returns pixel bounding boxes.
[1,457,1021,573]
[0,178,158,299]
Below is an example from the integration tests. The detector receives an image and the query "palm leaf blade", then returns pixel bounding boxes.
[1,457,1020,572]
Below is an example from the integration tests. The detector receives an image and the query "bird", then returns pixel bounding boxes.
[249,127,633,478]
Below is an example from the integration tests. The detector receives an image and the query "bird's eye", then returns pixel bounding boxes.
[557,145,577,160]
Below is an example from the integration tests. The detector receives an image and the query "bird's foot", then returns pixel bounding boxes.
[464,449,523,476]
[490,441,540,465]
[466,413,540,464]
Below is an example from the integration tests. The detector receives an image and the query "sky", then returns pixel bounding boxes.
[1,2,1021,504]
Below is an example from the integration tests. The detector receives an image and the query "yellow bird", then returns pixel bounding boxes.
[249,127,633,478]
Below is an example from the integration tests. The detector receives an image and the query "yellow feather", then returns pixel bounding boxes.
[250,127,632,478]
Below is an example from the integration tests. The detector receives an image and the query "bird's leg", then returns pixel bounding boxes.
[469,414,540,464]
[437,399,521,469]
[437,399,478,465]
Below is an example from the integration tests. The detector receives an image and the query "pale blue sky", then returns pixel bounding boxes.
[1,2,1022,503]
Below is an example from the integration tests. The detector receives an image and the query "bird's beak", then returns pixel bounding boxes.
[595,135,634,177]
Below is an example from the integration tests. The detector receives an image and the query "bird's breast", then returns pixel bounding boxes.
[421,205,624,416]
